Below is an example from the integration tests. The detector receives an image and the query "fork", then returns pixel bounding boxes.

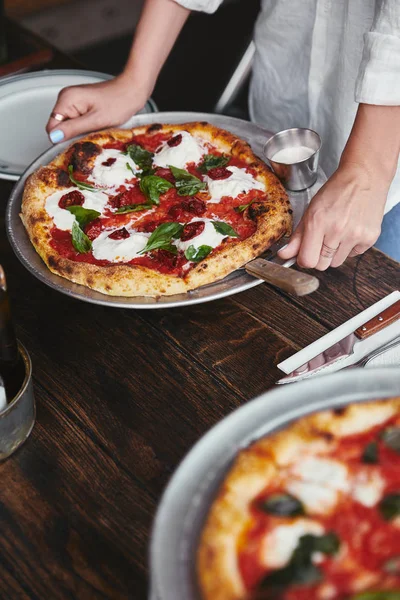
[345,336,400,369]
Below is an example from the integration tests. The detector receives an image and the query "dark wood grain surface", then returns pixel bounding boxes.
[0,22,399,600]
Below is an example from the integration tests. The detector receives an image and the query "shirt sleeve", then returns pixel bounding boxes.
[172,0,224,14]
[355,0,400,104]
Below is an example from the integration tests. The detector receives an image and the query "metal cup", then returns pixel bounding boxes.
[263,127,321,191]
[0,342,35,460]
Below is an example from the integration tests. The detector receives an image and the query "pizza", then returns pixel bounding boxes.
[20,122,292,297]
[198,398,400,600]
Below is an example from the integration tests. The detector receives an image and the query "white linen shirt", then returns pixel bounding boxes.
[174,0,400,213]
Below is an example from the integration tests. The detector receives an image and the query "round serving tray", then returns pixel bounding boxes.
[0,69,157,181]
[149,368,400,600]
[6,111,325,309]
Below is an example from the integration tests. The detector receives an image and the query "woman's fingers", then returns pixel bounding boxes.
[49,111,107,144]
[46,87,88,136]
[277,222,304,259]
[296,223,325,269]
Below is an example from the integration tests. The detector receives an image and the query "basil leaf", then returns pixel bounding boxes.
[350,592,400,600]
[212,221,239,237]
[259,493,304,517]
[71,221,92,253]
[261,561,322,591]
[140,222,183,255]
[362,441,379,464]
[169,165,206,196]
[115,203,154,214]
[311,532,340,555]
[126,144,154,172]
[66,206,100,229]
[234,200,254,214]
[381,427,400,454]
[140,175,173,205]
[198,153,229,173]
[259,532,340,592]
[68,165,95,191]
[184,245,212,262]
[379,493,400,521]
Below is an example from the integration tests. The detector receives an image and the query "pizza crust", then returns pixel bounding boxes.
[21,122,292,297]
[197,398,400,600]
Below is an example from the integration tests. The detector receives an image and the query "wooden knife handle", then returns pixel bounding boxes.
[354,299,400,340]
[245,258,319,296]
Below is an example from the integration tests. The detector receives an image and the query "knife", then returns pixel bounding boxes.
[277,299,400,383]
[244,239,320,297]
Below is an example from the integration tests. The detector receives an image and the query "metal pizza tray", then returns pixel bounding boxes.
[149,367,400,600]
[6,111,326,309]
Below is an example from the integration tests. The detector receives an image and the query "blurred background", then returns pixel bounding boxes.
[5,0,261,117]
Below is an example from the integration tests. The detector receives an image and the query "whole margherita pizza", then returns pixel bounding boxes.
[20,122,292,297]
[198,398,400,600]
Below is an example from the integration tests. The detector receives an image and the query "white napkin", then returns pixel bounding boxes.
[278,291,400,377]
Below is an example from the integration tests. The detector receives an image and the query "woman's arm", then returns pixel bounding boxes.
[46,0,191,141]
[278,104,400,270]
[279,0,400,270]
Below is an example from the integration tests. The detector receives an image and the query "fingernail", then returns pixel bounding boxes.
[50,129,65,144]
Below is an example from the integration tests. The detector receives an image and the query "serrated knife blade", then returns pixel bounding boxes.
[277,299,400,384]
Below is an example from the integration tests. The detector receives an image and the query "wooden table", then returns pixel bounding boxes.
[0,21,399,600]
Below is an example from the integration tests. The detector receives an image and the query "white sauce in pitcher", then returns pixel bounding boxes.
[272,146,314,164]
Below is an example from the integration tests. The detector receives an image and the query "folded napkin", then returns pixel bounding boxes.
[278,291,400,377]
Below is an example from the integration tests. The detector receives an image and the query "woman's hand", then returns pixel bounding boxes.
[46,75,150,143]
[279,104,399,270]
[278,163,387,270]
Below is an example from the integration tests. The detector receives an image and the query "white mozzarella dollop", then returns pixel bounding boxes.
[174,218,226,253]
[290,457,350,492]
[351,469,385,507]
[88,149,139,188]
[91,229,150,262]
[45,187,109,231]
[153,131,205,169]
[286,480,339,515]
[261,519,324,569]
[205,166,265,203]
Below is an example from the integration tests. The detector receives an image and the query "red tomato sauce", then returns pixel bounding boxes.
[237,415,400,599]
[50,227,108,265]
[130,132,170,152]
[204,189,260,239]
[131,252,188,277]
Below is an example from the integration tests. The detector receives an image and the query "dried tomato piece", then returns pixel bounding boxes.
[110,184,146,209]
[102,157,117,167]
[167,134,182,147]
[183,198,206,215]
[85,219,103,240]
[152,249,181,269]
[58,190,85,209]
[141,221,159,233]
[108,227,130,240]
[167,205,181,219]
[207,167,231,180]
[181,221,205,241]
[154,167,175,183]
[167,198,206,220]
